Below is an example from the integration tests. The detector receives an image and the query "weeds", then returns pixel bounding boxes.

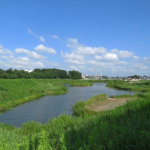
[0,79,150,149]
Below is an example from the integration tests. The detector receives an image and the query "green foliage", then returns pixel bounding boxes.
[0,79,68,112]
[0,79,103,112]
[68,70,82,79]
[107,80,150,93]
[109,94,134,98]
[69,80,93,87]
[1,80,150,149]
[2,95,150,149]
[0,68,82,79]
[72,101,86,117]
[72,94,107,117]
[86,93,107,105]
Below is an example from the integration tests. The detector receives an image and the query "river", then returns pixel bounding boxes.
[0,83,135,127]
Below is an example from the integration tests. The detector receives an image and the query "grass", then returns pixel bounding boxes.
[1,94,150,149]
[109,94,134,98]
[0,79,68,112]
[0,79,104,112]
[85,93,107,105]
[107,79,150,93]
[1,79,150,149]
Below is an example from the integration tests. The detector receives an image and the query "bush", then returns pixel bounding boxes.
[86,93,107,105]
[109,94,133,98]
[72,101,86,117]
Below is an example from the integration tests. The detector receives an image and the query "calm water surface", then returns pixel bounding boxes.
[0,83,135,127]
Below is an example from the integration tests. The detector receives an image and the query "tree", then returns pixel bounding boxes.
[68,70,82,79]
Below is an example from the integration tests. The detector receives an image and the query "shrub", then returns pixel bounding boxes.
[72,101,86,117]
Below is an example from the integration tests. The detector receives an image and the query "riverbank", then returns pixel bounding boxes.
[1,80,150,149]
[86,97,136,112]
[106,80,150,93]
[0,79,104,112]
[72,93,137,117]
[0,79,68,112]
[1,93,150,149]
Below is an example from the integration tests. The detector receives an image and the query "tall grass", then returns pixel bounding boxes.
[1,94,150,149]
[0,79,103,112]
[107,80,150,93]
[0,79,68,112]
[1,79,150,149]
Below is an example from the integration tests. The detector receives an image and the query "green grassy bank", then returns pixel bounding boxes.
[0,79,69,112]
[1,93,150,149]
[1,79,150,149]
[0,79,104,112]
[106,80,150,93]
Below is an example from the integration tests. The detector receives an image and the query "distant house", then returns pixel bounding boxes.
[131,79,139,81]
[128,78,139,83]
[82,75,86,79]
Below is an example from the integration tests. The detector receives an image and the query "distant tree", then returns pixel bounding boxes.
[68,70,82,79]
[0,68,82,79]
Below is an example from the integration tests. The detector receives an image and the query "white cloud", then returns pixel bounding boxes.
[87,60,114,68]
[19,57,30,61]
[67,38,107,55]
[67,38,80,48]
[110,49,134,58]
[118,51,134,58]
[79,66,87,69]
[65,59,85,64]
[115,61,127,65]
[61,51,84,61]
[52,35,59,39]
[0,45,13,55]
[6,57,45,69]
[58,37,150,76]
[62,38,107,65]
[27,28,45,42]
[1,55,59,70]
[110,49,119,53]
[133,56,140,60]
[27,28,33,34]
[69,65,78,70]
[132,63,147,70]
[76,46,107,55]
[42,60,58,67]
[15,48,46,59]
[39,36,45,42]
[0,60,4,64]
[95,53,118,62]
[1,55,14,59]
[34,44,56,54]
[144,57,150,63]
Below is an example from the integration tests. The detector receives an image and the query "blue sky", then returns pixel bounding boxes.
[0,0,150,76]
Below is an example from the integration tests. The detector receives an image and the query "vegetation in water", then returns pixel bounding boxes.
[0,79,68,112]
[1,93,150,149]
[1,79,150,149]
[109,94,134,98]
[72,94,107,117]
[0,79,104,112]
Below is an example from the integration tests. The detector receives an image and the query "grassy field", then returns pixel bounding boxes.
[0,79,68,112]
[0,79,150,149]
[0,79,105,112]
[106,80,150,93]
[0,93,150,149]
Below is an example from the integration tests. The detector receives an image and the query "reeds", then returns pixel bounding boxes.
[1,79,150,149]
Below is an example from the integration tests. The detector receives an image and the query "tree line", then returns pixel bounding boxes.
[0,68,82,79]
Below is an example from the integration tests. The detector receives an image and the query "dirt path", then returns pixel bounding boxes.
[86,98,135,112]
